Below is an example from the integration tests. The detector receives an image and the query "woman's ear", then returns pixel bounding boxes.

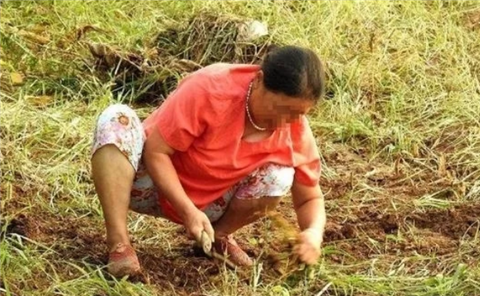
[253,70,264,90]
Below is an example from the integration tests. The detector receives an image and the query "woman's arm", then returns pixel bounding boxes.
[291,181,326,264]
[143,128,214,242]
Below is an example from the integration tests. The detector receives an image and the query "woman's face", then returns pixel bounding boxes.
[251,72,315,130]
[256,91,314,130]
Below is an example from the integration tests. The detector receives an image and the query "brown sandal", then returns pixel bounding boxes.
[212,235,253,267]
[107,243,141,277]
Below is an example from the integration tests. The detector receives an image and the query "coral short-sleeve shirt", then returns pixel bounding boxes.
[143,63,321,223]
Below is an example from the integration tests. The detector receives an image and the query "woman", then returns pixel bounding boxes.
[91,45,327,277]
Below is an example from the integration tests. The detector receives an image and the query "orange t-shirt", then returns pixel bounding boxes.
[143,63,321,223]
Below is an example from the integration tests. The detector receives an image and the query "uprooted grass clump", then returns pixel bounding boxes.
[86,14,276,104]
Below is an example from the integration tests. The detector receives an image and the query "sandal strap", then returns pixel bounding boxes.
[213,237,253,267]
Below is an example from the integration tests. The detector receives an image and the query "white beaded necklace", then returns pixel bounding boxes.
[245,82,267,131]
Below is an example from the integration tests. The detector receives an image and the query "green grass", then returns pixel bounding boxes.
[2,0,480,295]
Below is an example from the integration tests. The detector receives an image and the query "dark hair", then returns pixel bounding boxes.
[261,45,325,101]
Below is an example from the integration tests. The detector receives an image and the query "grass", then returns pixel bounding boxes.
[2,0,480,295]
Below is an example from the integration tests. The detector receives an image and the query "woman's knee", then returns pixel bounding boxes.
[92,104,145,171]
[235,163,294,199]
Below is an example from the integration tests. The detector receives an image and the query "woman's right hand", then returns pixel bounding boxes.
[144,129,215,243]
[182,207,215,244]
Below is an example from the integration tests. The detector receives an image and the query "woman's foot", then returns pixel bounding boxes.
[107,243,141,277]
[213,235,253,267]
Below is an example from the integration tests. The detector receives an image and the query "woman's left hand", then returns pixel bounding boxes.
[294,228,322,265]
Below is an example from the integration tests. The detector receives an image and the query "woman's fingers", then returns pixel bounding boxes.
[295,231,321,265]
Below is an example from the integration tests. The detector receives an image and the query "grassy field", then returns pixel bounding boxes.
[2,0,480,295]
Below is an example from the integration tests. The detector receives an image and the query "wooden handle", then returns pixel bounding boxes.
[200,230,212,256]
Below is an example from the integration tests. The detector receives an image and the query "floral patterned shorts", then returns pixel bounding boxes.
[92,104,295,222]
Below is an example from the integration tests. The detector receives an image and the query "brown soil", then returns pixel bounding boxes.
[2,144,479,294]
